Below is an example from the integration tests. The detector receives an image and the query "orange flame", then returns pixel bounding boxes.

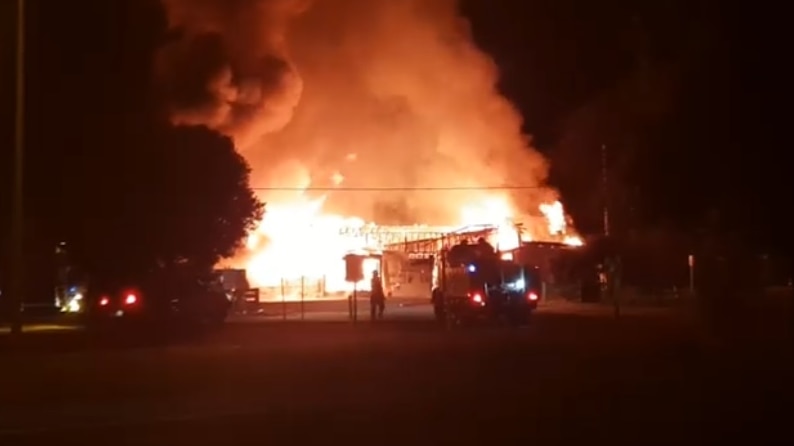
[227,190,582,299]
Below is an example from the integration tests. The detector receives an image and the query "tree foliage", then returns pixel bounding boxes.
[62,124,263,282]
[151,126,264,270]
[549,5,729,238]
[6,0,264,290]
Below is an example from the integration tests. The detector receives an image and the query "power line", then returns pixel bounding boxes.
[251,185,546,192]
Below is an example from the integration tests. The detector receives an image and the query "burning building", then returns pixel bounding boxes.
[155,0,582,300]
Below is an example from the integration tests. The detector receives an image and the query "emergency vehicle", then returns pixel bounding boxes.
[431,240,541,326]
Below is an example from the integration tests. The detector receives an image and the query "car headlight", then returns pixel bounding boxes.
[67,299,81,312]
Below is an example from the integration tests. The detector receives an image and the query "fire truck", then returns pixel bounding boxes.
[430,240,541,326]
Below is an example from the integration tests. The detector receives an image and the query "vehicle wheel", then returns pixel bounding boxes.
[458,316,475,328]
[432,290,444,321]
[444,308,461,329]
[448,307,472,328]
[433,303,446,323]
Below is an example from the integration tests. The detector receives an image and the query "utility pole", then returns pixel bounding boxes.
[8,0,26,335]
[602,144,620,319]
[601,144,610,237]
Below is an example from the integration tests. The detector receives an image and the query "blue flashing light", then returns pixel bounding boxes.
[467,264,476,272]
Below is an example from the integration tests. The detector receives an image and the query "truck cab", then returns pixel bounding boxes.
[432,241,540,326]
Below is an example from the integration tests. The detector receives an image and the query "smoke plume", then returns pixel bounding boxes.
[156,0,557,225]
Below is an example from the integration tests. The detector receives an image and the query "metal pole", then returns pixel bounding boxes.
[602,144,619,319]
[601,144,610,237]
[348,290,353,320]
[9,0,26,335]
[352,283,358,324]
[441,249,453,331]
[688,254,695,296]
[515,223,522,249]
[281,278,286,321]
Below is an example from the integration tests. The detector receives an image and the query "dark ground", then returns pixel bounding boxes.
[0,299,792,446]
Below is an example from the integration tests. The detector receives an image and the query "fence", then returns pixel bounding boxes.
[232,276,370,321]
[255,277,332,302]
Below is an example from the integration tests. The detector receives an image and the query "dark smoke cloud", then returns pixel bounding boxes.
[157,0,558,225]
[156,0,305,147]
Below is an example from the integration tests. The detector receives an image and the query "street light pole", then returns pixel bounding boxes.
[601,144,610,237]
[9,0,26,335]
[602,143,620,319]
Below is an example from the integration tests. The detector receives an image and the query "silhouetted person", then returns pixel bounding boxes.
[370,270,385,320]
[475,237,497,262]
[477,237,495,254]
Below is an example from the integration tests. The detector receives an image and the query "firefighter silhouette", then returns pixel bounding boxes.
[370,270,385,320]
[476,237,496,257]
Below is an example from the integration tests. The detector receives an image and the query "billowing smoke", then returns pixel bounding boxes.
[156,0,557,225]
[155,0,307,148]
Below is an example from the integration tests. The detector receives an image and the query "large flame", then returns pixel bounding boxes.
[243,194,369,294]
[157,0,585,299]
[230,181,582,299]
[539,201,584,247]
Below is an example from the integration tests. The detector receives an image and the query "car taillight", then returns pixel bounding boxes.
[99,296,109,306]
[471,293,483,303]
[527,291,539,301]
[124,293,138,305]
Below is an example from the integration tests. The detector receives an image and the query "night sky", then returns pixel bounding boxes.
[0,0,788,254]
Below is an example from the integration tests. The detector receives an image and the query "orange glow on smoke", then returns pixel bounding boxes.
[159,0,586,300]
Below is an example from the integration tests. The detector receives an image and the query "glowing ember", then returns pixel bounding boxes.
[563,235,584,247]
[330,171,344,185]
[539,200,583,246]
[539,201,566,235]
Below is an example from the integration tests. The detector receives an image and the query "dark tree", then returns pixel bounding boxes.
[150,125,264,273]
[63,124,263,283]
[0,0,17,298]
[548,3,729,238]
[2,0,170,308]
[2,0,264,306]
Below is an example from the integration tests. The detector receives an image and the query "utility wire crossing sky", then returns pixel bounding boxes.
[251,186,547,192]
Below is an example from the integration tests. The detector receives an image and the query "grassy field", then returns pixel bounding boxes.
[0,298,791,445]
